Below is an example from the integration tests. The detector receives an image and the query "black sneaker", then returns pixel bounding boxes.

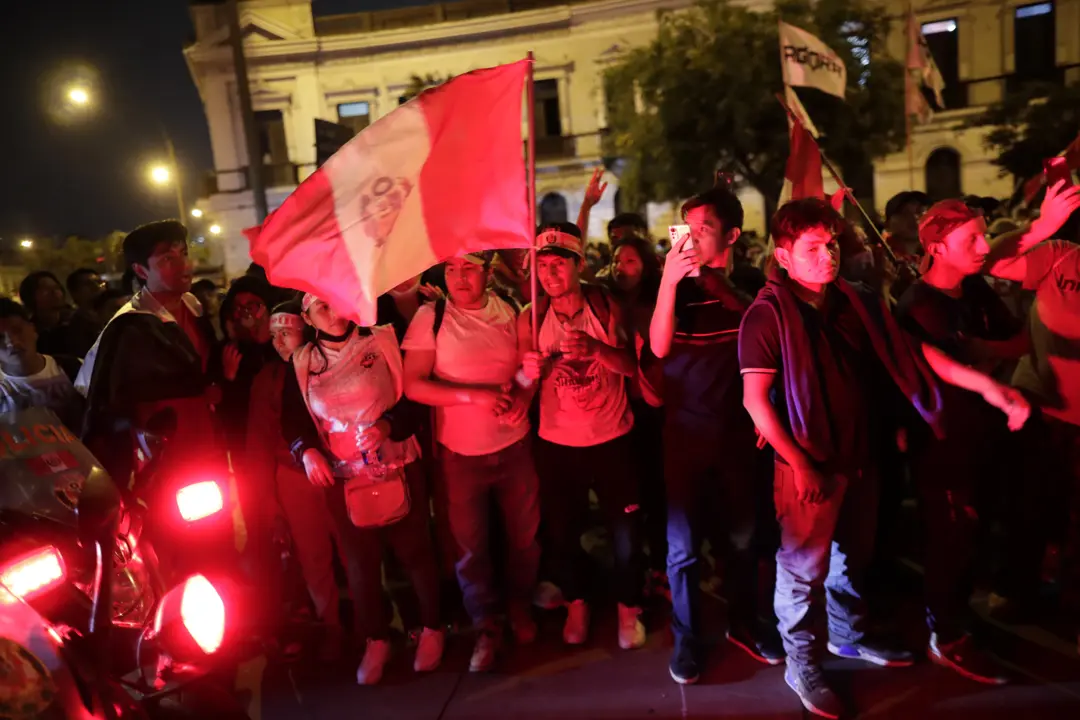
[784,662,842,719]
[726,625,785,666]
[928,633,1009,685]
[669,640,700,685]
[828,640,913,667]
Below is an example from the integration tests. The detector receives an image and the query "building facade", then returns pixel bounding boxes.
[184,0,1080,278]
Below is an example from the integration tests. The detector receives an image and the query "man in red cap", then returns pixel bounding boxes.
[894,198,1030,684]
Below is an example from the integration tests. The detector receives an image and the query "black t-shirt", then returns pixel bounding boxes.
[895,276,1021,443]
[738,285,873,472]
[663,271,753,433]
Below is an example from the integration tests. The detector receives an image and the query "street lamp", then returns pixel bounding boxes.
[149,165,172,186]
[19,239,33,249]
[208,224,222,235]
[190,208,203,219]
[67,87,90,106]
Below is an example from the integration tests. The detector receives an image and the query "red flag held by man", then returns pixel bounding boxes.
[245,60,531,326]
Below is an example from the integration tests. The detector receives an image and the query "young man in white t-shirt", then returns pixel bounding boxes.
[0,298,83,430]
[521,223,646,651]
[402,252,540,672]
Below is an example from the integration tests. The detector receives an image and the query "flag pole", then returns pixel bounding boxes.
[774,93,897,265]
[526,52,539,349]
[905,4,916,188]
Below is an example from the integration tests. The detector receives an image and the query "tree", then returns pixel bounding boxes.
[965,81,1080,181]
[603,0,906,215]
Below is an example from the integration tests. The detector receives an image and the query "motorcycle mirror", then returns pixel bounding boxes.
[145,408,177,441]
[76,466,122,547]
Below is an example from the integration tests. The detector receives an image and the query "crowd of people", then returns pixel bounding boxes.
[3,168,1080,720]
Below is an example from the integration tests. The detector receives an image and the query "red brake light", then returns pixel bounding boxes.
[180,575,225,654]
[0,547,66,600]
[176,481,224,522]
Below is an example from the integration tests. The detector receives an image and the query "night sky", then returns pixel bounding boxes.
[0,0,430,245]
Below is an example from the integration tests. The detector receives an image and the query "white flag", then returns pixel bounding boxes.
[779,22,847,100]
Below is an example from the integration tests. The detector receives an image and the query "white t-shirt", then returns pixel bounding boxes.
[402,294,528,456]
[0,356,83,429]
[537,297,633,447]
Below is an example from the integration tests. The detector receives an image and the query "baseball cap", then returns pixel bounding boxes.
[458,251,493,265]
[918,199,983,249]
[535,228,584,258]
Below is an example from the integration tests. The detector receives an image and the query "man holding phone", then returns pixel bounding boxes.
[650,180,781,685]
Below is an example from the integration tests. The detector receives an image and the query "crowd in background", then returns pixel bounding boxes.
[2,169,1080,719]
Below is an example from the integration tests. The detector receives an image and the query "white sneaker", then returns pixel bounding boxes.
[470,631,499,673]
[617,604,646,650]
[414,627,445,672]
[534,581,564,610]
[563,599,590,645]
[356,638,390,685]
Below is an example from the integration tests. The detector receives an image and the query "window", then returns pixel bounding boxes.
[925,147,962,202]
[1014,2,1057,83]
[254,110,287,165]
[921,19,964,108]
[337,101,370,135]
[534,79,562,138]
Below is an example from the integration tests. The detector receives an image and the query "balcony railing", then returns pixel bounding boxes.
[534,135,576,161]
[200,163,299,196]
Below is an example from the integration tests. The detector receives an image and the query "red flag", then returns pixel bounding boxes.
[779,114,824,205]
[245,60,531,326]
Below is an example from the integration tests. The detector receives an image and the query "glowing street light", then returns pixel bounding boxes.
[190,208,203,219]
[67,87,90,106]
[19,238,34,249]
[208,224,222,235]
[149,165,171,186]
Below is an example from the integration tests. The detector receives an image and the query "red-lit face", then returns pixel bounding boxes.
[612,244,644,291]
[444,258,489,307]
[303,298,350,336]
[136,241,193,295]
[777,225,840,286]
[930,218,990,276]
[685,205,738,268]
[229,291,270,344]
[536,252,581,299]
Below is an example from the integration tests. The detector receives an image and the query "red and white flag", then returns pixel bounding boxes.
[906,11,946,119]
[779,114,825,205]
[245,60,531,326]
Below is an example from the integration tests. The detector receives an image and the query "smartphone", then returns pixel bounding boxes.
[668,224,699,277]
[1046,156,1075,188]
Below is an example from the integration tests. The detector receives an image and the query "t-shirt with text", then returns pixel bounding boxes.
[537,297,633,447]
[402,294,528,456]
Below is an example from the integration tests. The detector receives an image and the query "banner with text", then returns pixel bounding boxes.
[779,22,847,100]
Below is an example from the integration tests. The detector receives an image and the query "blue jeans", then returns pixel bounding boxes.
[773,461,874,666]
[665,421,762,644]
[439,436,541,626]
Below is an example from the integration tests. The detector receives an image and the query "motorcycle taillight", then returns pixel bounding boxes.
[176,481,224,522]
[0,547,66,601]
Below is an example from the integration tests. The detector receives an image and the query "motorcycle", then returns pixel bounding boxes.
[0,407,250,719]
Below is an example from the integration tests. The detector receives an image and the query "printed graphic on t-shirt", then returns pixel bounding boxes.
[550,357,609,412]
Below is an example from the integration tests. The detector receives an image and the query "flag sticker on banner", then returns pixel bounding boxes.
[779,22,847,99]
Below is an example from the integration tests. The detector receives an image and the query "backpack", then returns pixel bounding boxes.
[527,283,615,339]
[431,288,522,338]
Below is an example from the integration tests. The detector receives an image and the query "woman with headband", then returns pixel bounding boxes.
[246,300,342,661]
[283,292,441,685]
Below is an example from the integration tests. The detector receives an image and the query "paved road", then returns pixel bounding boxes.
[254,586,1080,720]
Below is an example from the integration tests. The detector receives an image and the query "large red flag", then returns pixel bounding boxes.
[245,60,531,325]
[779,114,825,205]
